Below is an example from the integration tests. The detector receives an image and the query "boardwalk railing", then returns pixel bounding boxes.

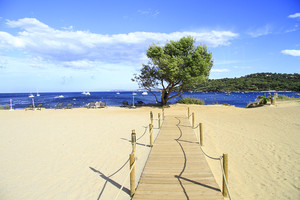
[114,109,164,200]
[115,107,231,200]
[188,107,231,199]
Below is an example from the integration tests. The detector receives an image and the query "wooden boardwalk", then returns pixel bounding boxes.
[132,115,224,200]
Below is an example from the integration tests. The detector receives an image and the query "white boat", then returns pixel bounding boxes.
[54,95,64,98]
[132,92,137,95]
[29,94,34,98]
[82,92,91,95]
[142,91,148,95]
[36,89,40,97]
[116,92,120,95]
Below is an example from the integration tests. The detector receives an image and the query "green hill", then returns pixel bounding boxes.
[186,73,300,92]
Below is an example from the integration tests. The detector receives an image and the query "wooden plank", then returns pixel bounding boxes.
[132,115,223,200]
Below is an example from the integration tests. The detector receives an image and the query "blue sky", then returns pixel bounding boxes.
[0,0,299,93]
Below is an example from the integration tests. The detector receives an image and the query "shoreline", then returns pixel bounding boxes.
[1,98,299,111]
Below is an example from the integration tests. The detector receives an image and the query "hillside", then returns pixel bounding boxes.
[186,73,300,92]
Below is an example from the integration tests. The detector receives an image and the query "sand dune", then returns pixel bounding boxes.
[0,101,299,199]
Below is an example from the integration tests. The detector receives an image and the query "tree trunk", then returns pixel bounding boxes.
[161,91,168,106]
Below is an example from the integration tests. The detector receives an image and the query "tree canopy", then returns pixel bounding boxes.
[184,73,300,92]
[132,36,213,105]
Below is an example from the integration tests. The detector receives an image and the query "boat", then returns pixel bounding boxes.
[54,95,64,98]
[116,92,120,95]
[142,91,148,95]
[29,94,34,98]
[82,92,91,95]
[132,92,137,95]
[36,89,40,97]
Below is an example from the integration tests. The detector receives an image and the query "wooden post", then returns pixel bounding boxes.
[162,108,164,120]
[149,123,153,147]
[199,123,203,146]
[150,111,153,124]
[188,107,190,119]
[222,153,228,197]
[192,112,195,128]
[129,153,135,197]
[131,130,136,153]
[158,113,161,129]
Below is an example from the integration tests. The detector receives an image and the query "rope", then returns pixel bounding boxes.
[192,124,200,129]
[136,126,148,141]
[188,115,232,199]
[219,158,232,200]
[114,160,136,200]
[199,145,222,160]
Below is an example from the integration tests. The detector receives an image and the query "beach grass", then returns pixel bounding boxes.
[176,97,205,105]
[277,94,298,100]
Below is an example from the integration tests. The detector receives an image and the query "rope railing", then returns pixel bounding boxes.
[188,107,232,199]
[191,124,200,129]
[113,110,163,200]
[219,158,232,200]
[113,160,136,200]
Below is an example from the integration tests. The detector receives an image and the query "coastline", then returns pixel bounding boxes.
[0,101,299,199]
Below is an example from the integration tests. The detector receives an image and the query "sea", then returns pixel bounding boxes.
[0,91,299,109]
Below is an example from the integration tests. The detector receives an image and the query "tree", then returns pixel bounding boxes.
[132,36,213,105]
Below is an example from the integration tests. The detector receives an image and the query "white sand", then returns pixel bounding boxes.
[0,101,299,199]
[0,107,161,200]
[189,100,300,200]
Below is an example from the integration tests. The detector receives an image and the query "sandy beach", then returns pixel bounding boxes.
[0,100,299,199]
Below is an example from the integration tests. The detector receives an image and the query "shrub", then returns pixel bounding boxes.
[177,97,205,105]
[222,103,230,106]
[277,95,297,100]
[0,105,10,110]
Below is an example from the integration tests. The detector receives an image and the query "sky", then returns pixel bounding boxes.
[0,0,299,93]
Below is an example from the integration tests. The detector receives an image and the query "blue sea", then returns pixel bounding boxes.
[0,91,299,109]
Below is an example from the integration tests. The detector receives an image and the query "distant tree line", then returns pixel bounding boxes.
[182,73,300,92]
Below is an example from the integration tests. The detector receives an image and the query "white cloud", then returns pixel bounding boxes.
[0,18,238,70]
[288,13,300,19]
[281,49,300,56]
[211,68,230,73]
[247,24,272,37]
[138,9,160,17]
[285,24,299,33]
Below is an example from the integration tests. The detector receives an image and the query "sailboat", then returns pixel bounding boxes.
[81,91,91,95]
[29,94,34,98]
[36,89,40,97]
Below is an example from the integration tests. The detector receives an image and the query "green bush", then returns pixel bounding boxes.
[222,103,230,106]
[277,95,297,100]
[0,105,10,110]
[177,97,205,105]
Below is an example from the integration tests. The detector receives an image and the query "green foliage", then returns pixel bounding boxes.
[277,95,297,100]
[183,73,300,92]
[257,95,270,104]
[132,36,213,105]
[0,105,10,110]
[177,97,205,105]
